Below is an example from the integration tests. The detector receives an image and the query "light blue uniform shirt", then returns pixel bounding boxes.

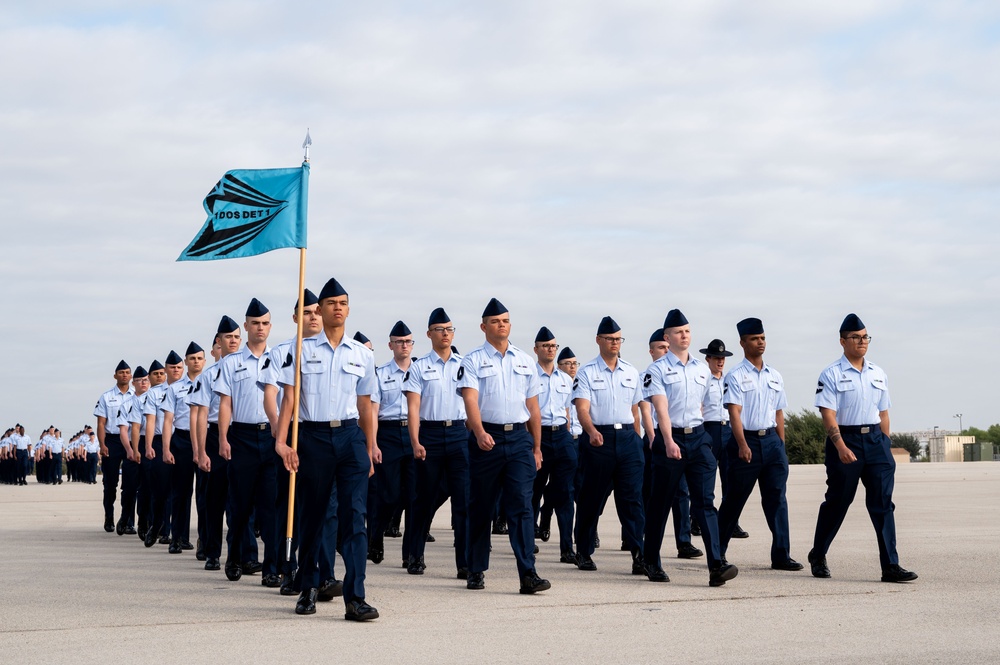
[276,334,376,421]
[537,363,573,427]
[215,345,270,425]
[642,351,709,429]
[703,374,728,422]
[189,362,223,424]
[457,342,540,425]
[128,392,150,436]
[13,434,31,450]
[372,359,409,420]
[50,436,64,454]
[257,338,298,414]
[142,384,170,435]
[815,355,891,426]
[402,350,467,421]
[572,356,642,426]
[163,377,196,430]
[723,358,787,431]
[94,386,135,435]
[82,434,99,453]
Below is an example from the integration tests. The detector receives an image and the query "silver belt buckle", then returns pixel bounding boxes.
[503,424,513,432]
[721,421,729,426]
[444,420,453,427]
[330,420,343,428]
[756,429,765,436]
[400,419,408,427]
[613,423,622,430]
[683,427,693,434]
[258,423,268,430]
[860,426,870,434]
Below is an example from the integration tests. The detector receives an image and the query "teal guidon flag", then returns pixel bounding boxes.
[178,163,309,261]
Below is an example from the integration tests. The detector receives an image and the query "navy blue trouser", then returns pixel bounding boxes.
[641,437,692,547]
[532,428,578,554]
[169,429,196,545]
[813,427,898,569]
[148,436,172,538]
[137,454,152,530]
[225,424,277,575]
[704,420,733,501]
[296,422,369,601]
[369,424,416,560]
[204,424,230,559]
[467,425,536,578]
[274,429,298,576]
[411,422,469,568]
[87,452,99,483]
[16,449,29,484]
[718,430,791,563]
[574,426,645,559]
[102,438,138,522]
[644,427,722,570]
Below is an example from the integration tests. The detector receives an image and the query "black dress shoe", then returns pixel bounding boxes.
[295,588,318,615]
[368,539,384,564]
[406,556,425,575]
[158,535,170,545]
[385,525,402,538]
[456,567,469,580]
[576,555,597,571]
[709,563,739,587]
[280,574,297,596]
[345,600,379,621]
[124,526,137,535]
[808,550,831,578]
[732,524,749,539]
[519,571,551,594]
[225,562,242,581]
[539,529,550,543]
[318,578,344,601]
[533,543,540,554]
[690,520,702,537]
[180,541,194,551]
[466,572,485,590]
[196,539,205,561]
[594,536,600,548]
[168,541,183,554]
[492,520,508,535]
[116,517,126,536]
[205,558,221,571]
[677,542,704,559]
[881,564,918,583]
[262,574,281,587]
[559,551,578,564]
[242,561,262,575]
[144,529,157,548]
[425,532,435,542]
[645,565,670,583]
[631,549,646,575]
[620,540,630,551]
[772,559,805,571]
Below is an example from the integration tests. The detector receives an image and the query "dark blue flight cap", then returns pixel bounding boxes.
[649,328,665,345]
[535,326,555,343]
[319,278,348,301]
[663,309,689,329]
[557,347,576,362]
[736,317,764,337]
[133,366,148,378]
[482,298,508,318]
[185,341,204,357]
[115,359,130,372]
[428,307,451,327]
[699,339,733,358]
[165,350,183,365]
[597,316,620,335]
[840,313,865,333]
[389,320,412,337]
[246,298,269,318]
[149,360,164,372]
[217,315,239,334]
[295,288,319,309]
[353,331,370,345]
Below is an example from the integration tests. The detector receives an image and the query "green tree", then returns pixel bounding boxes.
[963,426,991,442]
[889,432,921,459]
[784,408,825,464]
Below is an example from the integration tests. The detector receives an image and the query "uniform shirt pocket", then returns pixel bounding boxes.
[301,360,325,395]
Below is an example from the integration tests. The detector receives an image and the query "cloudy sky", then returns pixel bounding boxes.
[2,1,997,437]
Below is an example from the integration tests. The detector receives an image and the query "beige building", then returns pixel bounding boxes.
[929,435,976,463]
[891,448,911,464]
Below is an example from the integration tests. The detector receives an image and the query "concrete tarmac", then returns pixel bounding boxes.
[1,462,998,664]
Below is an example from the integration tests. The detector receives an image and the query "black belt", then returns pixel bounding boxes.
[230,422,270,431]
[208,423,218,432]
[482,422,526,433]
[839,425,879,434]
[379,419,408,427]
[594,423,631,433]
[671,425,704,436]
[301,419,358,429]
[744,427,776,437]
[422,419,465,428]
[541,425,565,432]
[705,420,730,427]
[175,428,190,435]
